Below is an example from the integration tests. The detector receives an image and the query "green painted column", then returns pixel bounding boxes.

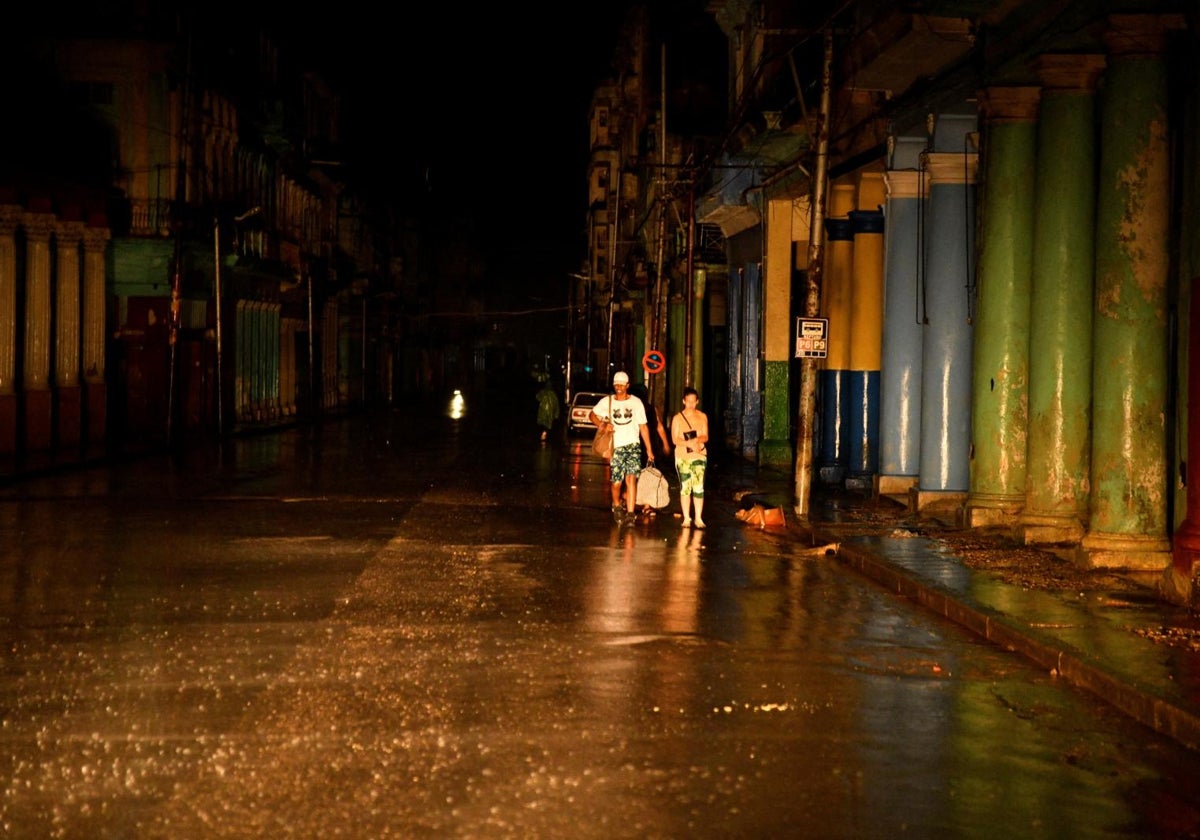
[1020,55,1106,546]
[691,268,706,400]
[269,303,281,420]
[967,87,1039,527]
[761,198,797,467]
[668,295,685,408]
[257,302,268,418]
[238,300,250,420]
[1081,15,1176,570]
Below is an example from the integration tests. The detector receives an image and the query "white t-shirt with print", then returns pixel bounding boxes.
[595,395,647,449]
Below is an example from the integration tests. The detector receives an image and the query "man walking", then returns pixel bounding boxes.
[590,371,655,522]
[535,380,560,441]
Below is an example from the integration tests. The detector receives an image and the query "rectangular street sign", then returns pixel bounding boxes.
[795,317,829,359]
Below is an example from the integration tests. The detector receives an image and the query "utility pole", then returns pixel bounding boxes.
[650,42,668,415]
[684,183,695,387]
[606,143,621,385]
[795,27,834,519]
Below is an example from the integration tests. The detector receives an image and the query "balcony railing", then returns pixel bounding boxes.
[128,198,172,236]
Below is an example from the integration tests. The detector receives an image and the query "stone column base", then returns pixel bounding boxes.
[758,438,792,469]
[86,382,106,443]
[24,389,52,450]
[963,491,1023,528]
[1019,511,1085,546]
[818,465,845,485]
[56,385,81,448]
[1077,530,1171,570]
[909,487,967,519]
[875,474,917,502]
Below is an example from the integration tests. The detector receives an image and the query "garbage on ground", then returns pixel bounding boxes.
[735,503,787,528]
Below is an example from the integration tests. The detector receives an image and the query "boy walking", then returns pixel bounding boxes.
[590,371,655,522]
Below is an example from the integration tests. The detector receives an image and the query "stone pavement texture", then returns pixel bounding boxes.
[735,465,1200,754]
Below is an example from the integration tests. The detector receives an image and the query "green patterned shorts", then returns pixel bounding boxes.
[675,457,706,497]
[611,443,643,483]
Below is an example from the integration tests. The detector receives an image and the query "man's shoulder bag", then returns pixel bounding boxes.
[592,424,614,460]
[591,395,614,460]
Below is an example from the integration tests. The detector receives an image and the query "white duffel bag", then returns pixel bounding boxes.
[635,466,671,509]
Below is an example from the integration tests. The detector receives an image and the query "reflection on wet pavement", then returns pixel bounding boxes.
[1,405,1200,837]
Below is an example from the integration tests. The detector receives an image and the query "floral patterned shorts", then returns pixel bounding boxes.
[611,443,643,483]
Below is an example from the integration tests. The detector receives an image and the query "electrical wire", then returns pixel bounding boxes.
[410,304,572,319]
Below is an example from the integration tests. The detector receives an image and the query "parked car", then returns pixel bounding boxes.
[567,391,607,435]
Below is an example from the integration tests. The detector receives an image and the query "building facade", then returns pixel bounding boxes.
[590,1,1200,603]
[0,7,406,468]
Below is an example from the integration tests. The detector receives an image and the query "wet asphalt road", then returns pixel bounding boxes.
[4,390,1200,839]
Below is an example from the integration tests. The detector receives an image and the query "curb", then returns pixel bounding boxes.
[791,519,1200,752]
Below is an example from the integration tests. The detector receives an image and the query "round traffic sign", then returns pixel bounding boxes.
[642,350,666,375]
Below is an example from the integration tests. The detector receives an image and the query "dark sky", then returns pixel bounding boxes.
[289,1,726,283]
[290,5,639,277]
[15,1,720,282]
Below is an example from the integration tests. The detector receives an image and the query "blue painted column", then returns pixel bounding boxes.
[846,207,885,489]
[916,148,978,510]
[726,267,743,449]
[878,141,927,501]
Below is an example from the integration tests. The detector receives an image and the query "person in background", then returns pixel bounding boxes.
[590,371,655,522]
[670,386,708,528]
[535,381,560,441]
[629,383,670,463]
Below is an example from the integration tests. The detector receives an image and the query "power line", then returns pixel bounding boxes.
[410,304,572,319]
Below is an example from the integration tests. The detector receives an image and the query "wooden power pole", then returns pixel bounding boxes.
[794,27,834,519]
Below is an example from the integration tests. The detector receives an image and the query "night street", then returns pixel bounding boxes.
[2,391,1200,838]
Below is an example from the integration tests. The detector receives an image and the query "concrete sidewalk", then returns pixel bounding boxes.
[732,463,1200,753]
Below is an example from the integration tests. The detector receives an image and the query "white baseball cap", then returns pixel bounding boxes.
[612,371,629,385]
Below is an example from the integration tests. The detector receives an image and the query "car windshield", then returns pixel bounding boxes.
[573,393,603,407]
